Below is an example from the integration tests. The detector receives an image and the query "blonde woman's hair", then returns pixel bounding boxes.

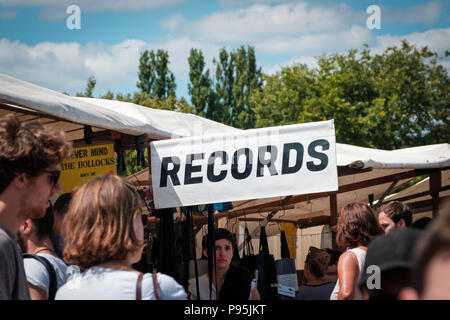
[62,175,144,269]
[305,247,331,278]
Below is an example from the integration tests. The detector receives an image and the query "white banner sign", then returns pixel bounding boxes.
[151,120,338,209]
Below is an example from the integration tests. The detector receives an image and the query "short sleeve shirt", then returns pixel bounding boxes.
[0,226,30,300]
[55,266,187,300]
[23,253,68,295]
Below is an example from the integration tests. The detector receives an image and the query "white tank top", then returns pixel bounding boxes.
[329,247,366,300]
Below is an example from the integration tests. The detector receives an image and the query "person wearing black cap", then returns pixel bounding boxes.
[358,228,423,300]
[399,200,450,300]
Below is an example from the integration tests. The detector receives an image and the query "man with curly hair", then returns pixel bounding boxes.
[0,115,71,300]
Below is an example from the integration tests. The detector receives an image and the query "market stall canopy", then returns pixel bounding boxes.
[336,143,450,169]
[1,72,449,231]
[0,72,239,142]
[231,142,449,231]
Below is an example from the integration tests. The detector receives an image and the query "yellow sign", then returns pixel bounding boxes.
[60,144,116,193]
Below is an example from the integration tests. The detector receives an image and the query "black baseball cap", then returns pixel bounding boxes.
[359,228,424,289]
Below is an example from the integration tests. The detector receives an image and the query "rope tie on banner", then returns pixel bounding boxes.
[207,204,215,300]
[188,207,201,301]
[182,207,191,292]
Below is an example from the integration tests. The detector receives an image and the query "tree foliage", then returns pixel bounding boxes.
[250,41,449,150]
[187,48,215,118]
[137,49,176,99]
[188,45,263,129]
[76,75,96,97]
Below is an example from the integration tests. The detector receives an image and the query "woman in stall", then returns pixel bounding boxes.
[188,228,260,300]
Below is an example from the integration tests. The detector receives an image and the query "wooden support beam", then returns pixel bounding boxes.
[373,179,399,209]
[337,166,373,177]
[329,194,338,250]
[390,184,450,203]
[430,171,442,218]
[230,168,448,213]
[130,179,152,187]
[238,217,298,224]
[297,215,331,229]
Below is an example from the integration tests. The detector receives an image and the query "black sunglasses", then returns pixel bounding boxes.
[42,170,61,187]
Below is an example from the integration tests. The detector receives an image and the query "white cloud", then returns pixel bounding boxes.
[0,0,185,20]
[262,27,450,75]
[3,27,446,99]
[382,1,445,25]
[374,28,450,56]
[0,38,148,95]
[0,0,184,11]
[255,25,373,54]
[264,55,318,75]
[161,13,186,33]
[179,2,357,44]
[0,37,222,96]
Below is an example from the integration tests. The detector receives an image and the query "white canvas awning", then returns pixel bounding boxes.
[0,72,239,141]
[1,72,449,228]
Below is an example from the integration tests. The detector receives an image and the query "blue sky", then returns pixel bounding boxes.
[0,0,449,102]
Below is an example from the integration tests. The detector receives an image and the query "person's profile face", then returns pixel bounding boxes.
[20,164,61,220]
[214,239,233,270]
[129,211,145,265]
[378,211,396,234]
[421,250,450,300]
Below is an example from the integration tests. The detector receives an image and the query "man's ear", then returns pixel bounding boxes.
[21,219,33,236]
[12,173,27,190]
[203,248,208,258]
[397,219,406,229]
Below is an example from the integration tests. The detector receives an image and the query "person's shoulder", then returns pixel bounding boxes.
[153,272,187,300]
[339,250,359,261]
[38,254,67,270]
[23,255,47,270]
[0,228,16,250]
[154,272,182,287]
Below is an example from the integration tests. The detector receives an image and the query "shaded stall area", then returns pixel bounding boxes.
[2,72,449,293]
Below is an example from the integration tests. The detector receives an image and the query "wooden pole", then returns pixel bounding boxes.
[430,171,441,218]
[330,194,338,250]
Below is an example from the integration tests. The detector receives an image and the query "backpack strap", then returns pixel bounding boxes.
[136,273,144,300]
[152,272,161,300]
[23,253,57,300]
[136,272,161,300]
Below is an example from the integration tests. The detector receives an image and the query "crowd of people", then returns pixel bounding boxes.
[0,114,449,300]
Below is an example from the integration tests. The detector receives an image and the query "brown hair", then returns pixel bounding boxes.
[306,247,331,278]
[0,115,72,193]
[377,201,413,226]
[336,202,383,249]
[62,175,144,269]
[53,193,72,217]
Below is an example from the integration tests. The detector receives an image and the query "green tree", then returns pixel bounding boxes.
[137,50,156,94]
[99,90,114,100]
[250,64,316,128]
[137,49,176,99]
[154,49,176,99]
[250,41,449,149]
[210,46,262,128]
[76,75,96,97]
[231,46,262,129]
[188,48,213,117]
[213,47,234,125]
